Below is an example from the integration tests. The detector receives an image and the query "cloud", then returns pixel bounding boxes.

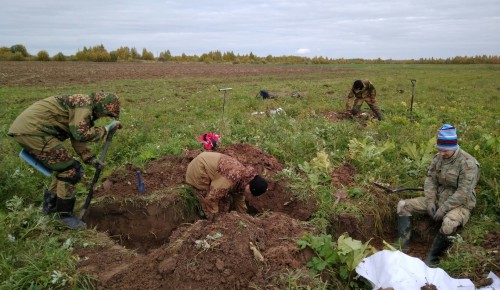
[296,48,310,55]
[1,0,499,59]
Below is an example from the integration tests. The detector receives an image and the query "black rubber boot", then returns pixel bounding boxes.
[374,110,384,121]
[55,197,86,229]
[43,190,57,214]
[394,216,412,250]
[425,232,451,266]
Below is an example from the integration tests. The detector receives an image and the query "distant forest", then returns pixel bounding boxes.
[2,44,499,64]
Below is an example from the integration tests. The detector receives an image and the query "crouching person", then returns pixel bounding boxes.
[185,152,268,220]
[395,124,480,266]
[8,92,122,229]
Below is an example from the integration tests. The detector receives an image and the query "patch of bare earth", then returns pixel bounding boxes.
[0,61,349,87]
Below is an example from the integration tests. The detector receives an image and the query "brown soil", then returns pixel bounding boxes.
[78,143,320,289]
[0,61,348,87]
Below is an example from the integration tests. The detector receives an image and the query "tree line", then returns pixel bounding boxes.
[1,44,499,64]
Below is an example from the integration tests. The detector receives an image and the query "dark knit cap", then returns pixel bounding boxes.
[353,80,364,90]
[249,175,268,196]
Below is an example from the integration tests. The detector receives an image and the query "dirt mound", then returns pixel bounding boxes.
[78,212,316,289]
[77,141,322,289]
[78,143,320,289]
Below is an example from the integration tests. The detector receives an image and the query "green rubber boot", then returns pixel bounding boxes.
[393,216,412,250]
[425,232,451,266]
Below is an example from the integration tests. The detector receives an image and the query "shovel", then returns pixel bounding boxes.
[78,128,117,219]
[372,182,423,193]
[333,189,348,206]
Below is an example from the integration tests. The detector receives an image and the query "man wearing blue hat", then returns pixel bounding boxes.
[394,124,480,266]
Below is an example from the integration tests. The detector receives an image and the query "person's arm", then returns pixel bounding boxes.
[68,107,106,142]
[71,139,96,164]
[424,155,439,215]
[345,89,355,111]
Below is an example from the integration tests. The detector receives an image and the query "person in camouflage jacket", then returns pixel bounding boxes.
[395,124,480,265]
[185,152,268,220]
[8,92,122,229]
[345,79,384,120]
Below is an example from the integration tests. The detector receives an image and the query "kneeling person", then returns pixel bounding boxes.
[185,152,268,220]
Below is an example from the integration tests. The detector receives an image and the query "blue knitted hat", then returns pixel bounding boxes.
[436,124,459,150]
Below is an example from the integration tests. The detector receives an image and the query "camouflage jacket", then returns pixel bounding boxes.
[346,80,376,100]
[424,148,480,212]
[345,80,377,110]
[8,94,108,161]
[185,152,256,210]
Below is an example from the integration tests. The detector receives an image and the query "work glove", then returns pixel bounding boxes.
[105,120,122,133]
[90,158,105,170]
[433,207,445,221]
[427,202,436,217]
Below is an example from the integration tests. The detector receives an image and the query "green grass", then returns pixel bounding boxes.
[0,63,499,288]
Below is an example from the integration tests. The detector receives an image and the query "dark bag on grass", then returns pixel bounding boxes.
[257,90,276,99]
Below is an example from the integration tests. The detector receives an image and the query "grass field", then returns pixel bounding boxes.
[0,63,499,288]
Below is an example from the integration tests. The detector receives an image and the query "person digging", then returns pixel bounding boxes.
[394,124,480,266]
[345,79,384,121]
[8,92,122,229]
[185,152,268,220]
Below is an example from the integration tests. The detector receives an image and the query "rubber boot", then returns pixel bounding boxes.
[55,197,86,229]
[43,190,57,214]
[374,109,384,121]
[394,216,412,250]
[425,232,451,266]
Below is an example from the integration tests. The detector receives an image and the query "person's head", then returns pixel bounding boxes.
[91,92,120,119]
[436,124,459,158]
[353,80,364,91]
[245,175,268,197]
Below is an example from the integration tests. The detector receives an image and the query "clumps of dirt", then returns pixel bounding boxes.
[420,282,438,290]
[78,212,317,289]
[331,162,356,188]
[474,277,494,288]
[93,143,315,221]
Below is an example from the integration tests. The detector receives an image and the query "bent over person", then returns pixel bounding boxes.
[8,92,122,229]
[395,124,480,266]
[345,79,384,120]
[185,152,268,220]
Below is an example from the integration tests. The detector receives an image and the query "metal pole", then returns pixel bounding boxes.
[218,88,232,134]
[410,79,416,122]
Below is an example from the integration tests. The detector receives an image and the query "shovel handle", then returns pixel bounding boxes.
[78,128,118,219]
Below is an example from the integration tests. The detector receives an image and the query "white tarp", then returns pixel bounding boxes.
[355,250,499,290]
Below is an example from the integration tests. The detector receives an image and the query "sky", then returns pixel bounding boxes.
[1,0,499,60]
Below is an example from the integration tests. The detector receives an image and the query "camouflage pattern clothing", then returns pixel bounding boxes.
[345,80,384,120]
[8,92,120,199]
[185,152,257,219]
[397,148,480,235]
